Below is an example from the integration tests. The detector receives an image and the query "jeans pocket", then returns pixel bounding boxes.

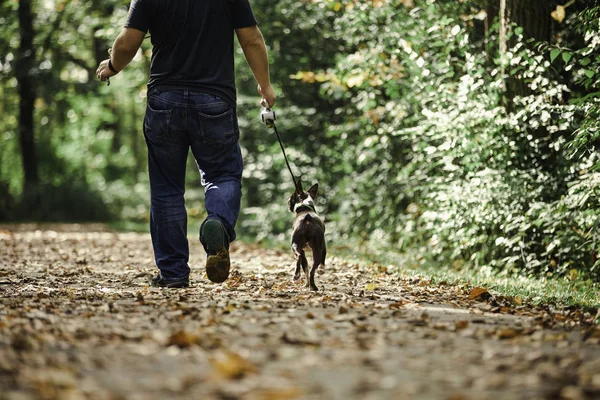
[144,101,173,144]
[198,106,237,147]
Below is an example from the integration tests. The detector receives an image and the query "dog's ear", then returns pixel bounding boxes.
[307,183,319,200]
[295,177,303,194]
[288,192,296,212]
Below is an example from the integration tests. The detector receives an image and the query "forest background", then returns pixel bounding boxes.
[1,0,599,283]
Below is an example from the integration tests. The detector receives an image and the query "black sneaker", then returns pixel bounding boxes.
[151,273,190,288]
[202,219,230,283]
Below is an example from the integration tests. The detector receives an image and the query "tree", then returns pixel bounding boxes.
[17,0,39,187]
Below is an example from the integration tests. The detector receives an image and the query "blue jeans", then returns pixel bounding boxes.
[143,89,243,280]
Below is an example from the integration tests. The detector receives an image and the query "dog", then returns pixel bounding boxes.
[288,179,326,291]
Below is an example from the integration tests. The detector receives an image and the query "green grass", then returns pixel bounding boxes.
[108,220,148,233]
[331,242,600,311]
[250,234,599,311]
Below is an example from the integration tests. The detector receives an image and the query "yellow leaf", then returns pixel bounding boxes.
[333,2,342,12]
[468,287,490,300]
[551,5,566,23]
[365,283,377,291]
[569,269,578,281]
[223,303,236,313]
[211,351,257,380]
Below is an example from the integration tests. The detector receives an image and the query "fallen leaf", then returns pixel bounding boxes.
[211,351,257,380]
[258,387,303,400]
[455,320,469,330]
[167,330,199,348]
[469,287,491,301]
[512,296,523,306]
[281,332,320,346]
[583,326,600,341]
[497,328,520,339]
[388,301,406,309]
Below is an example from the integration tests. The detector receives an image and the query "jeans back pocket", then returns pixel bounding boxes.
[198,105,238,147]
[144,101,173,145]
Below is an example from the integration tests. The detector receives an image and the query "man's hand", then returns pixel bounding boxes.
[95,27,145,84]
[258,84,276,108]
[96,59,118,82]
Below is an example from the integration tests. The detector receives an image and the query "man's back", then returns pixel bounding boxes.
[126,0,257,106]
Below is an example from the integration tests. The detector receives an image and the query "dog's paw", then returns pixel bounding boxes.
[317,266,325,276]
[293,273,301,282]
[310,284,319,292]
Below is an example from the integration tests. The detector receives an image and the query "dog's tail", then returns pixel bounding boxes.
[303,214,312,225]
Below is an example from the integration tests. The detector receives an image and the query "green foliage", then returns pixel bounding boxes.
[15,182,112,222]
[281,0,600,280]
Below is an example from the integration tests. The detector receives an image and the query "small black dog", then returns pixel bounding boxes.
[288,179,326,291]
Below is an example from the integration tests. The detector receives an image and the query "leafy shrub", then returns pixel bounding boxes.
[285,0,600,279]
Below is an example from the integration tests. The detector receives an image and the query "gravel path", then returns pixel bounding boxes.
[1,225,599,400]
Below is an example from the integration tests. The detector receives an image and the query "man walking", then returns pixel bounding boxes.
[96,0,276,288]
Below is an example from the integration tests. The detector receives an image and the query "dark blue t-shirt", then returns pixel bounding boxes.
[125,0,257,106]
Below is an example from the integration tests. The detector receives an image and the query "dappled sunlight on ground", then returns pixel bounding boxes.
[1,225,599,399]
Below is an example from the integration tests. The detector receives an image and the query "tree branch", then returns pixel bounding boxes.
[41,0,73,54]
[62,52,93,73]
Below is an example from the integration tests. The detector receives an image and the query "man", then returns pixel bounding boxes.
[96,0,276,288]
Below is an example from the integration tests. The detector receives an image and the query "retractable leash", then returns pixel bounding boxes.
[261,103,301,193]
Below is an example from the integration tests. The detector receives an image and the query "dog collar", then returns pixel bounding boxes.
[295,204,317,214]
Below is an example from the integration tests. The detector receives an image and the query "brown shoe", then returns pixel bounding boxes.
[202,219,230,283]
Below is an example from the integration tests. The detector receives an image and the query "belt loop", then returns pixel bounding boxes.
[183,90,189,129]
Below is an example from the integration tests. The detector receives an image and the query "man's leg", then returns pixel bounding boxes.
[144,93,191,286]
[189,94,243,282]
[200,173,242,246]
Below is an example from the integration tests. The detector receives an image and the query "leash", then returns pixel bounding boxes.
[261,102,300,193]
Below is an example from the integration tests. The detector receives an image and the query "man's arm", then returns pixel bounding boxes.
[96,28,145,82]
[236,26,276,107]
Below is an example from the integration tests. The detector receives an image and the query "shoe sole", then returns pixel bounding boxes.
[203,220,230,283]
[163,281,190,288]
[151,278,190,288]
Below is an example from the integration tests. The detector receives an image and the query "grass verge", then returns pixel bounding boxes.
[332,243,600,312]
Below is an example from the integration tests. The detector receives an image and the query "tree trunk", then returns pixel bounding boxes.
[505,0,552,101]
[499,0,507,93]
[503,0,558,187]
[507,0,551,43]
[17,0,39,186]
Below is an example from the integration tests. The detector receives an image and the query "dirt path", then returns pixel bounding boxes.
[1,225,600,400]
